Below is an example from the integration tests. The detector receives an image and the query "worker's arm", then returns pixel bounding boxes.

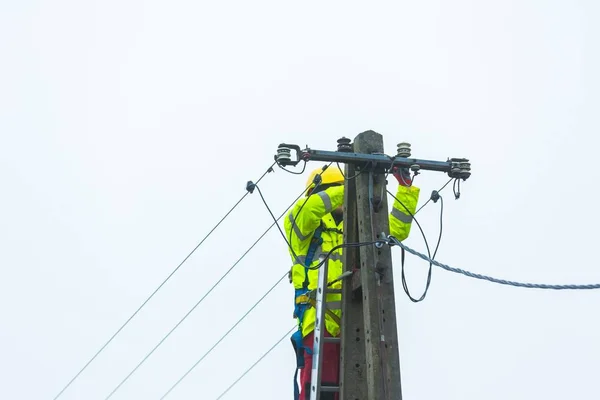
[290,185,344,240]
[389,168,420,241]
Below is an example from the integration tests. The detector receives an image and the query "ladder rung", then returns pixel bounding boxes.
[323,336,341,343]
[327,289,342,294]
[321,386,340,393]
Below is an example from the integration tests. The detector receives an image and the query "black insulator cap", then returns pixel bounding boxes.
[337,137,352,152]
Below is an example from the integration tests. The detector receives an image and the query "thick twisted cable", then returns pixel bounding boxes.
[51,162,276,400]
[389,237,600,290]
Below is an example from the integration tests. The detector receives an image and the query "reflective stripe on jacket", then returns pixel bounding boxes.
[284,184,420,338]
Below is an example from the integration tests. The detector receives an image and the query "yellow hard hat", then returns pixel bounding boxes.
[305,165,344,196]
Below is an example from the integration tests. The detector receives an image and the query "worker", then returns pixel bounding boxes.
[285,163,420,400]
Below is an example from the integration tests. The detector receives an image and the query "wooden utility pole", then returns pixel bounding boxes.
[340,130,403,400]
[339,159,368,399]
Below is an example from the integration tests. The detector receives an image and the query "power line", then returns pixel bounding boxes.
[388,236,600,290]
[278,159,308,175]
[52,162,276,400]
[415,178,453,215]
[337,161,363,180]
[159,271,289,399]
[215,325,297,400]
[103,183,311,399]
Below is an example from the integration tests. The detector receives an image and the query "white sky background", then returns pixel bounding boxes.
[1,0,600,399]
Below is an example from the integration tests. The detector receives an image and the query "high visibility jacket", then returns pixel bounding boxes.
[284,184,420,338]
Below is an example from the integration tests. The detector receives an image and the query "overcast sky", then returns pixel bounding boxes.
[2,0,600,399]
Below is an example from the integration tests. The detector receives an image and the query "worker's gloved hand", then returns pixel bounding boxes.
[392,166,412,187]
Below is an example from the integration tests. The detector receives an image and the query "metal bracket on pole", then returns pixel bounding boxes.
[274,139,472,181]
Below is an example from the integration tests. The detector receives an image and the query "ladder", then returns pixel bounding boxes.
[308,257,352,400]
